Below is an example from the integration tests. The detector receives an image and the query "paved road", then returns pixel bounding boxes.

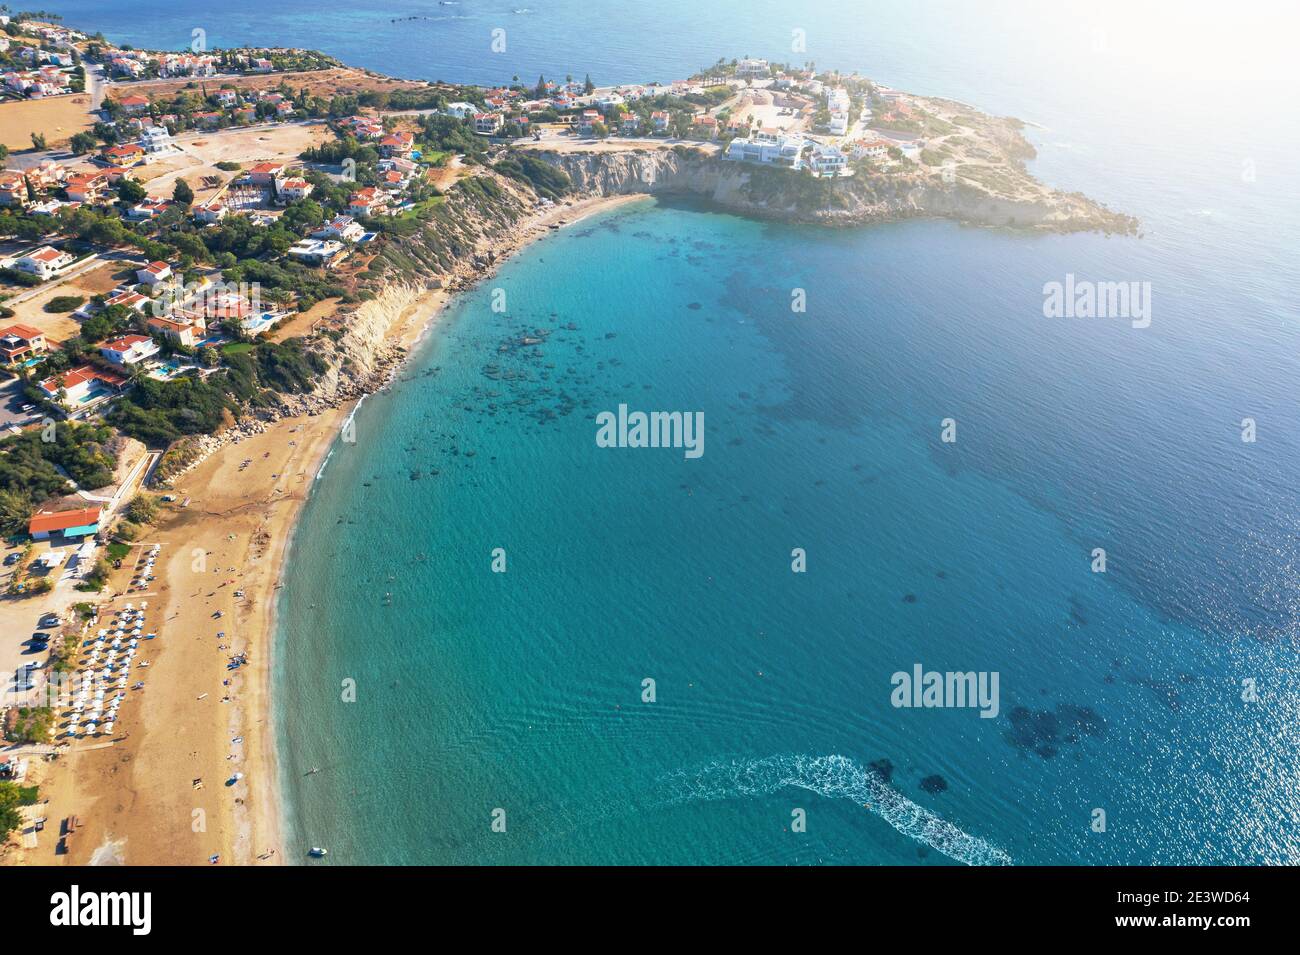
[85,62,107,112]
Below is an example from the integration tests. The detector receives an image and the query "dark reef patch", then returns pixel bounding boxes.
[1005,703,1105,758]
[867,758,894,783]
[919,775,948,794]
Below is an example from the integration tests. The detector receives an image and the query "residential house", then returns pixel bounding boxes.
[0,324,47,364]
[147,313,206,347]
[473,113,503,136]
[724,131,806,169]
[0,172,29,209]
[651,110,671,133]
[160,53,217,77]
[104,289,151,313]
[109,56,145,78]
[346,186,387,218]
[16,245,73,279]
[276,177,314,202]
[203,291,253,322]
[127,197,171,220]
[99,334,160,367]
[313,214,365,242]
[691,114,719,138]
[64,172,110,203]
[193,199,228,223]
[118,94,150,115]
[24,160,65,192]
[136,261,173,286]
[141,125,173,153]
[445,102,477,119]
[246,162,285,186]
[287,239,347,268]
[808,144,850,177]
[379,131,415,157]
[103,142,146,165]
[38,365,127,409]
[851,138,892,161]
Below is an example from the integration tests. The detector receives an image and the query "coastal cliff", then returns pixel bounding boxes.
[526,146,1136,234]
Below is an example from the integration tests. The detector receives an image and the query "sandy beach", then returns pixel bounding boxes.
[4,191,643,867]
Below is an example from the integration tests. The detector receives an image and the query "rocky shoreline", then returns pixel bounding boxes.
[529,146,1136,234]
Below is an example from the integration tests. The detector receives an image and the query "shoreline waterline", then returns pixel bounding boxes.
[260,193,650,863]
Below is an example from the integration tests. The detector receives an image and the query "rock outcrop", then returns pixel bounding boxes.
[528,146,1136,234]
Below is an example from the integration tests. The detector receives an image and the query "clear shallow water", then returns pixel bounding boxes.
[43,0,1300,862]
[269,200,1298,865]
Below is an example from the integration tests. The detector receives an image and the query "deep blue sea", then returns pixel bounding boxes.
[43,0,1300,863]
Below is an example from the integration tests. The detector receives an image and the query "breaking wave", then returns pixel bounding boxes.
[661,753,1013,866]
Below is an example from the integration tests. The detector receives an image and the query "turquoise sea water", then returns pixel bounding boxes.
[43,0,1300,863]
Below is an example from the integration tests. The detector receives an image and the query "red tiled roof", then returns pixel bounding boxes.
[1,323,44,339]
[102,334,151,350]
[29,506,102,535]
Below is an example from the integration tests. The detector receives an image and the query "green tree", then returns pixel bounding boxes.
[172,178,194,205]
[0,781,40,840]
[117,178,146,203]
[30,132,46,151]
[125,494,160,525]
[583,74,595,94]
[0,488,31,537]
[68,131,97,155]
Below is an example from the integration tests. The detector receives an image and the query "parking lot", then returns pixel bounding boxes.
[0,377,39,431]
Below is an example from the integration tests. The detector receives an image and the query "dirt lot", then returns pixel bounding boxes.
[111,66,431,103]
[3,261,134,342]
[727,89,808,134]
[0,94,96,150]
[138,121,332,200]
[268,296,341,342]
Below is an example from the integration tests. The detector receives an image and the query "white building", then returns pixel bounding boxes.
[851,139,892,161]
[141,125,173,153]
[136,261,173,285]
[277,177,314,202]
[809,144,850,177]
[193,199,227,223]
[445,102,477,119]
[99,333,160,366]
[724,132,805,169]
[16,245,73,279]
[313,215,365,243]
[288,239,347,267]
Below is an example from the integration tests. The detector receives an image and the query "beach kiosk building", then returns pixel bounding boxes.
[29,505,102,541]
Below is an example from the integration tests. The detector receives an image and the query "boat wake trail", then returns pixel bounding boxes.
[660,753,1013,866]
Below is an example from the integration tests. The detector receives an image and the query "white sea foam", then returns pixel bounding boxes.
[662,753,1013,866]
[318,395,368,480]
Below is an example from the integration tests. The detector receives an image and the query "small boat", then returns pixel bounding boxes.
[308,847,328,858]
